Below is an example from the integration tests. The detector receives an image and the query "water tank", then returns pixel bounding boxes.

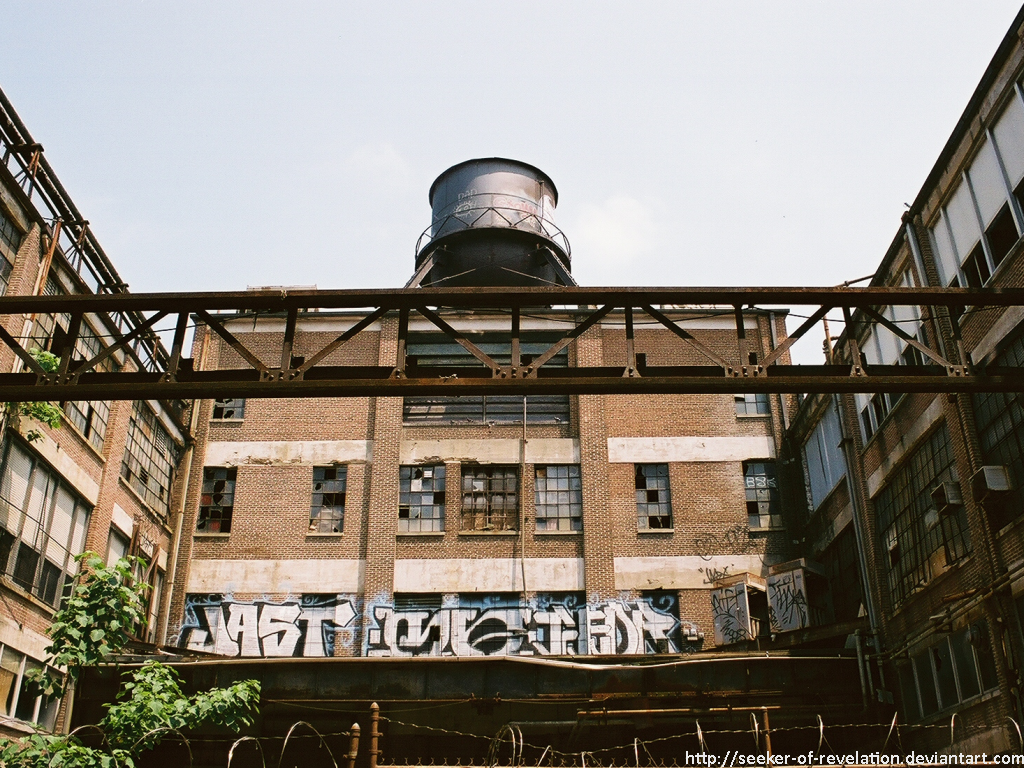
[412,158,573,287]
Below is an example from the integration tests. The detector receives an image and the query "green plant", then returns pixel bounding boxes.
[7,349,63,443]
[0,555,261,767]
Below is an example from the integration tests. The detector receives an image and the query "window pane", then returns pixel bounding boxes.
[969,139,1010,226]
[993,93,1024,187]
[945,182,982,260]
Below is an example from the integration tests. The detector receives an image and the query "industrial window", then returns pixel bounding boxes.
[62,318,112,451]
[734,393,769,416]
[0,209,20,295]
[874,425,970,607]
[461,466,518,532]
[0,645,59,729]
[856,277,923,440]
[803,396,846,510]
[929,95,1024,288]
[197,467,236,534]
[399,464,445,533]
[821,524,863,624]
[899,622,998,721]
[635,463,672,530]
[403,332,569,425]
[310,466,346,534]
[745,461,782,529]
[211,398,245,420]
[534,465,582,532]
[0,437,90,607]
[105,527,129,567]
[121,402,180,516]
[973,324,1024,530]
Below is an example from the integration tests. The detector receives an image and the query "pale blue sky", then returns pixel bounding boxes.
[1,1,1022,296]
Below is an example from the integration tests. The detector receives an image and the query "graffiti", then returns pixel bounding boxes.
[710,583,751,645]
[698,565,730,585]
[365,594,702,658]
[694,524,760,561]
[178,594,357,658]
[767,570,812,633]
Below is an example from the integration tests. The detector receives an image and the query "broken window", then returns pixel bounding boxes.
[635,463,672,530]
[403,332,570,425]
[62,318,112,451]
[745,461,782,529]
[0,645,59,729]
[310,466,346,534]
[399,464,445,533]
[211,398,245,420]
[121,402,181,517]
[197,467,236,534]
[0,209,20,295]
[0,437,90,607]
[534,464,582,532]
[734,393,769,416]
[874,425,969,607]
[461,466,518,532]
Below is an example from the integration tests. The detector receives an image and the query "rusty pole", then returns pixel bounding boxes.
[347,722,360,768]
[369,702,380,768]
[762,708,772,760]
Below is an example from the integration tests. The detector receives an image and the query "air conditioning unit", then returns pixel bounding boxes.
[972,465,1012,502]
[930,481,963,512]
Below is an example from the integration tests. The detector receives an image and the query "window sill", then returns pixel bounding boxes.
[735,413,771,419]
[638,528,674,534]
[61,414,107,462]
[535,530,583,536]
[210,418,245,424]
[459,531,520,537]
[0,575,57,616]
[306,532,344,538]
[397,531,445,537]
[749,526,785,533]
[193,532,231,539]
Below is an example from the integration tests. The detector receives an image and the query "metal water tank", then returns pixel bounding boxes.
[412,158,573,287]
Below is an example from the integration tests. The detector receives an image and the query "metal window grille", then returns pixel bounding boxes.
[734,393,769,415]
[973,324,1024,529]
[0,437,90,607]
[211,398,245,420]
[310,466,346,534]
[120,402,180,516]
[461,466,518,532]
[197,467,236,534]
[635,463,672,529]
[62,319,111,451]
[0,210,19,296]
[534,465,582,531]
[874,425,969,607]
[399,464,445,532]
[745,461,782,529]
[403,332,569,425]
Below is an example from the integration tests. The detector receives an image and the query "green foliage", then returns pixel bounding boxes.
[0,554,261,767]
[0,733,132,768]
[101,661,260,753]
[8,349,63,443]
[34,553,149,699]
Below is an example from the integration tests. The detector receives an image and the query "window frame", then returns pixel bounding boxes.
[197,466,236,535]
[734,393,770,416]
[635,463,672,530]
[460,465,519,532]
[534,464,582,532]
[120,402,181,517]
[399,464,445,533]
[309,465,347,534]
[744,460,783,530]
[211,398,246,420]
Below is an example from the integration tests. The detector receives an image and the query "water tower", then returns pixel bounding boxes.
[408,158,575,287]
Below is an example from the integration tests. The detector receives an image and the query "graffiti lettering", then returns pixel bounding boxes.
[178,594,357,658]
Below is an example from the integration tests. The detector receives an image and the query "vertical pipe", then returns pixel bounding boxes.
[347,723,361,768]
[369,702,380,768]
[854,629,870,709]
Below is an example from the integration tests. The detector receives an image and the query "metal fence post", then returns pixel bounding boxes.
[370,702,380,768]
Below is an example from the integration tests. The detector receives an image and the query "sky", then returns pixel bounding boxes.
[1,2,1022,303]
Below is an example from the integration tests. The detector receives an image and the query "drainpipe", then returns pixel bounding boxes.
[854,630,870,709]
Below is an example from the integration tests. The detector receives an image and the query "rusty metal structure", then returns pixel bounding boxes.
[0,285,1021,402]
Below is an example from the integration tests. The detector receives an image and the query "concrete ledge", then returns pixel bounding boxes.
[186,558,365,593]
[394,557,584,592]
[204,440,373,466]
[607,436,775,463]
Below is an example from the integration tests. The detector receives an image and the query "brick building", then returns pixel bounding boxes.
[785,4,1024,756]
[165,158,801,663]
[0,88,186,735]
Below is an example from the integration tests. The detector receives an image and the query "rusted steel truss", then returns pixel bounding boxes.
[0,286,1022,401]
